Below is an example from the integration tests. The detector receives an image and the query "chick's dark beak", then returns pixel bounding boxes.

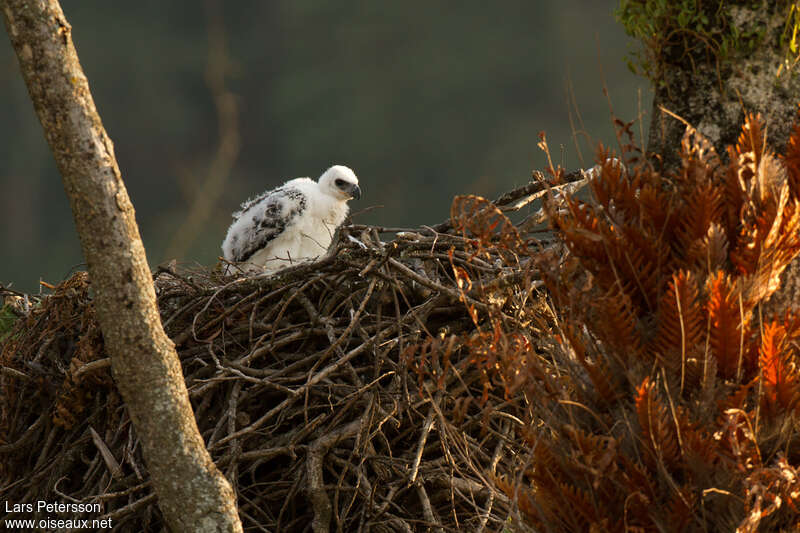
[349,183,362,200]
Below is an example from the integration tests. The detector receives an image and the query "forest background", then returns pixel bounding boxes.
[0,0,648,293]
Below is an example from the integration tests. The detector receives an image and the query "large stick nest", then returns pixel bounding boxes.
[0,176,580,532]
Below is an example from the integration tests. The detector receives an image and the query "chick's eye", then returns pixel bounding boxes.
[335,179,345,187]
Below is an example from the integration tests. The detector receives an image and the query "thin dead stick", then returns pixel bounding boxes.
[476,420,510,533]
[212,330,384,450]
[409,405,436,485]
[72,358,111,382]
[308,419,362,533]
[96,493,157,523]
[1,167,559,530]
[674,275,687,394]
[89,426,122,479]
[415,482,444,533]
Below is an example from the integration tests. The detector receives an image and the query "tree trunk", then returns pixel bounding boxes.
[0,1,241,531]
[645,2,800,170]
[625,1,800,316]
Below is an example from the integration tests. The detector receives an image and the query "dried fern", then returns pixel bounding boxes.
[507,110,800,531]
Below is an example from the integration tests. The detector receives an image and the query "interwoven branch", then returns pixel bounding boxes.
[0,178,564,531]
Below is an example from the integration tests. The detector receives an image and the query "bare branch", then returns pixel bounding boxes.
[1,1,241,531]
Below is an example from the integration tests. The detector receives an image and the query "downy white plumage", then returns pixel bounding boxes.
[222,165,361,274]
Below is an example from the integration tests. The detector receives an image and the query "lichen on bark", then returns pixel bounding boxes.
[619,0,800,316]
[619,1,800,168]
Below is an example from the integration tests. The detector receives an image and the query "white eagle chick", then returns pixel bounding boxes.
[222,165,361,274]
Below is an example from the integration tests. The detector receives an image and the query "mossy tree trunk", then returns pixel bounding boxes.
[620,1,800,315]
[0,1,241,531]
[625,2,800,169]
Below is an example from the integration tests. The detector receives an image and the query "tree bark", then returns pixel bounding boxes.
[647,3,800,170]
[629,2,800,316]
[1,1,241,531]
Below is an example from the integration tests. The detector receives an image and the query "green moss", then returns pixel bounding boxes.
[616,0,799,83]
[780,2,800,75]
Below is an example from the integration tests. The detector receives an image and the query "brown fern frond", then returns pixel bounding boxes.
[493,331,548,400]
[673,182,725,267]
[735,186,800,307]
[680,415,720,468]
[530,439,570,483]
[555,164,671,313]
[781,104,800,200]
[723,115,768,241]
[589,154,645,226]
[719,379,756,412]
[756,152,789,206]
[551,196,609,266]
[450,194,526,258]
[781,311,800,341]
[759,322,800,416]
[562,424,620,493]
[618,454,658,502]
[723,154,747,240]
[685,222,729,274]
[730,213,770,278]
[495,476,543,528]
[553,481,601,529]
[635,377,682,469]
[588,149,627,207]
[613,116,646,164]
[733,113,767,184]
[614,223,669,312]
[527,109,800,533]
[724,151,793,286]
[557,219,647,316]
[730,119,785,235]
[664,485,697,533]
[675,126,723,190]
[521,444,602,530]
[636,180,675,233]
[706,271,752,379]
[758,199,800,297]
[651,270,705,373]
[681,344,713,390]
[592,285,642,357]
[564,325,620,407]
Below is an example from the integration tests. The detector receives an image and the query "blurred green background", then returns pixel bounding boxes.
[0,1,650,293]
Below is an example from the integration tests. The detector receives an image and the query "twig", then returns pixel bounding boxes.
[89,426,122,479]
[72,358,111,382]
[307,419,362,533]
[409,405,436,485]
[415,482,444,533]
